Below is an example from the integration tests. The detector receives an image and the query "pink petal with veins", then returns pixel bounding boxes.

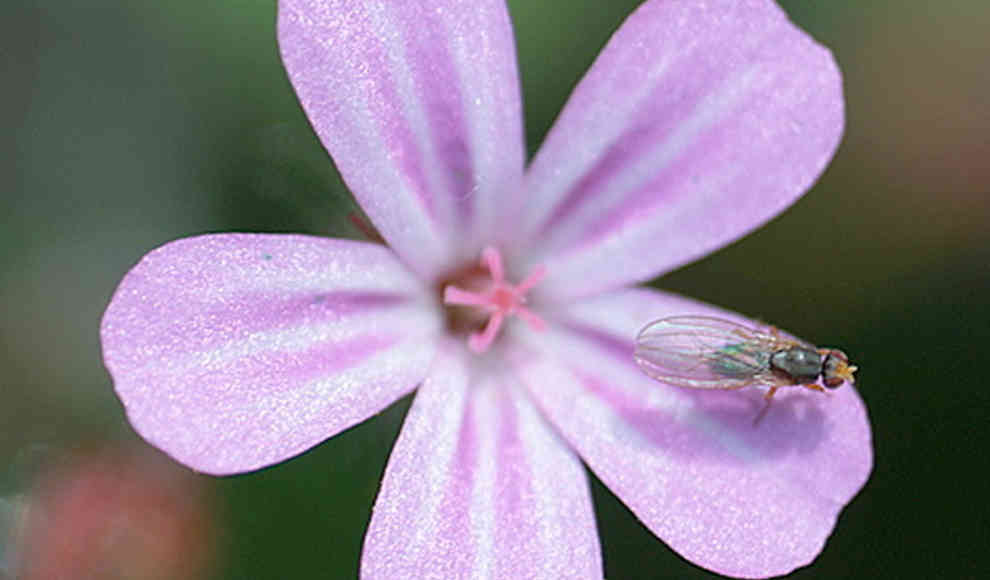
[101,234,439,475]
[362,340,602,579]
[521,0,845,301]
[279,0,525,278]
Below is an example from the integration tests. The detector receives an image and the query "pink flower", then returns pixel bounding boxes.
[100,0,872,578]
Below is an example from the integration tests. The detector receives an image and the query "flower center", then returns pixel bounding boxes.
[442,246,546,353]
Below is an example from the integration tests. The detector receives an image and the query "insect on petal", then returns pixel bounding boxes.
[512,288,873,578]
[635,315,788,390]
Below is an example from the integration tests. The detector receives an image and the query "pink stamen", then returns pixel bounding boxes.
[469,312,504,353]
[443,286,489,307]
[515,306,546,332]
[443,246,547,353]
[480,246,504,285]
[515,265,546,294]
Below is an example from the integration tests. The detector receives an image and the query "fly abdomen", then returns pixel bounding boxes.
[710,343,771,378]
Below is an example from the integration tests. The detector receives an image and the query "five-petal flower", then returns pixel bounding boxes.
[101,0,872,577]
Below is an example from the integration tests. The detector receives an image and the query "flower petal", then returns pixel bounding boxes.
[362,340,602,579]
[512,288,872,578]
[520,0,844,300]
[101,234,440,475]
[279,0,525,279]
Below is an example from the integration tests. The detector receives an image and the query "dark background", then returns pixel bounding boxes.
[2,1,988,578]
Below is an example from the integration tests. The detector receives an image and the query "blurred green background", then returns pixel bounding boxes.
[2,0,988,578]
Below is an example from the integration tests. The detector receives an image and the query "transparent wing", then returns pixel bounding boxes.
[633,315,794,389]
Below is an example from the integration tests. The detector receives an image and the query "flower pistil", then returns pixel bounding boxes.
[443,246,546,353]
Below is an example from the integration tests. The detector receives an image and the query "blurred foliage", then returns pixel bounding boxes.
[2,0,989,578]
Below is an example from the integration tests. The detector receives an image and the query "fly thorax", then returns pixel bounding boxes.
[770,347,822,381]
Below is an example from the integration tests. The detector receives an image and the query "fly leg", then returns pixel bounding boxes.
[802,383,825,393]
[753,386,779,426]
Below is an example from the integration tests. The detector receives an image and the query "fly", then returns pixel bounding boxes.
[633,316,857,423]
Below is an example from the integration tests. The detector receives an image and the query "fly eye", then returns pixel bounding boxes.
[823,351,856,387]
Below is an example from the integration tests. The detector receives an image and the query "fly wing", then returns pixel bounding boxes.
[633,316,779,389]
